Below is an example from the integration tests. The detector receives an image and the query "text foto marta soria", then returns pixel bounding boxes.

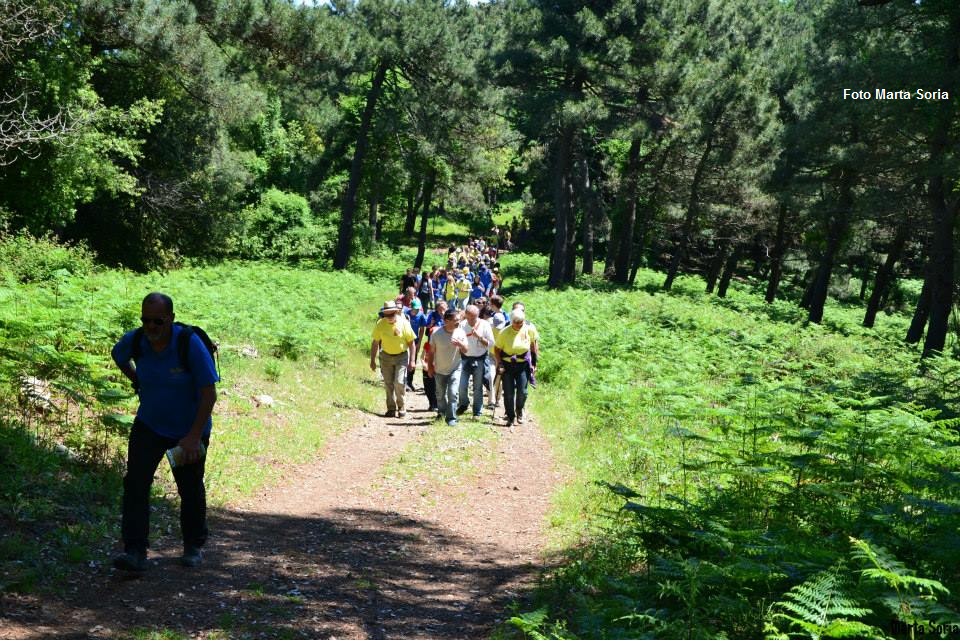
[843,88,950,100]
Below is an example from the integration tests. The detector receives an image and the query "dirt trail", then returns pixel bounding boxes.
[2,382,563,639]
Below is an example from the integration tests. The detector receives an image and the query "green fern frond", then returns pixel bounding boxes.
[767,566,875,639]
[850,537,949,595]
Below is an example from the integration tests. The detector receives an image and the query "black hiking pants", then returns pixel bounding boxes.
[121,419,209,553]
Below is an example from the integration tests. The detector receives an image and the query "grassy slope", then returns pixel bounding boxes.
[495,252,960,639]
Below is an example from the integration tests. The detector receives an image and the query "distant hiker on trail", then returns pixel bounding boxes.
[400,268,417,293]
[457,304,495,418]
[425,308,468,426]
[110,292,219,572]
[419,268,436,310]
[486,295,509,409]
[370,301,416,418]
[421,299,449,412]
[495,308,540,427]
[405,299,428,392]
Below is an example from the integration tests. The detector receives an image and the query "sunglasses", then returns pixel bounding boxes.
[140,317,166,326]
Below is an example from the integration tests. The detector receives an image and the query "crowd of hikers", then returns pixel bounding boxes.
[369,234,539,427]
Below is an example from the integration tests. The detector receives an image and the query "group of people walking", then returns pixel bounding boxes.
[105,235,534,577]
[398,237,503,312]
[370,238,539,428]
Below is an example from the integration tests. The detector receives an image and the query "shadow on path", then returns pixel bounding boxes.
[7,503,544,639]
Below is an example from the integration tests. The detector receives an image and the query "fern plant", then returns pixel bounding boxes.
[850,537,959,636]
[765,564,880,639]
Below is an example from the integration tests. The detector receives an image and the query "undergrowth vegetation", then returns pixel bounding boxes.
[499,252,960,639]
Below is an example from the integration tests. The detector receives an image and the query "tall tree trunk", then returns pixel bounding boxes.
[368,182,380,242]
[764,203,789,303]
[334,59,388,270]
[808,169,855,324]
[863,222,909,328]
[580,159,596,275]
[564,168,578,283]
[921,11,960,354]
[906,276,932,344]
[664,126,716,291]
[705,236,730,294]
[413,172,437,270]
[613,138,642,283]
[548,127,575,289]
[717,245,741,298]
[403,180,424,237]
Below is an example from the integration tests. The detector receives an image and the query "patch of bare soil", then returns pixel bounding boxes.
[1,383,563,639]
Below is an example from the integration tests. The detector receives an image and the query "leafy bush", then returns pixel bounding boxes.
[0,232,96,283]
[230,188,331,261]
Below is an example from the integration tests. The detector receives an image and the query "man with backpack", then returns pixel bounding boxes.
[110,293,219,572]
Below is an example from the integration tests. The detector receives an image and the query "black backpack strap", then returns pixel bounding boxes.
[176,323,195,373]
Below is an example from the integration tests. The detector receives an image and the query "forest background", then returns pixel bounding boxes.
[2,0,960,639]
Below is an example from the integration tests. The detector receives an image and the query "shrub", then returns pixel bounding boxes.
[0,232,96,283]
[232,188,322,260]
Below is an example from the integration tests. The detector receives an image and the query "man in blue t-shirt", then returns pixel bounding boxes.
[405,299,428,391]
[110,292,219,572]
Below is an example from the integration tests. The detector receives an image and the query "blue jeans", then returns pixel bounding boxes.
[502,361,529,421]
[122,419,209,553]
[435,368,462,423]
[458,355,486,415]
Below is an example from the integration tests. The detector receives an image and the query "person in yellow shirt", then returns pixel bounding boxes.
[370,301,416,418]
[494,308,540,427]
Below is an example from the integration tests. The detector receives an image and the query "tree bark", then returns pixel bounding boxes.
[413,171,437,270]
[863,222,909,328]
[807,168,855,324]
[705,236,730,294]
[921,16,960,354]
[403,179,425,237]
[717,245,741,298]
[613,138,642,283]
[664,125,716,291]
[368,181,380,241]
[580,158,596,276]
[548,127,575,289]
[334,59,388,270]
[764,203,789,303]
[906,276,932,344]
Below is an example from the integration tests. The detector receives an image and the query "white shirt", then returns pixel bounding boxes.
[459,318,494,358]
[429,326,467,375]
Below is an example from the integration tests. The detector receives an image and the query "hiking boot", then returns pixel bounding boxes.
[447,418,458,426]
[516,415,524,425]
[397,410,407,418]
[180,546,203,568]
[384,409,396,418]
[112,550,147,573]
[505,417,514,427]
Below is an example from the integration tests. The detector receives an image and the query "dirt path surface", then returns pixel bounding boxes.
[1,384,563,639]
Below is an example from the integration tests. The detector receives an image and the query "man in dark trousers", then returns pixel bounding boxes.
[111,292,219,572]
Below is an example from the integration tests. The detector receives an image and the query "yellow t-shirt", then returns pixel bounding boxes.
[372,317,415,354]
[495,323,539,357]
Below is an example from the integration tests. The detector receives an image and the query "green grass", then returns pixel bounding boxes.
[495,252,960,639]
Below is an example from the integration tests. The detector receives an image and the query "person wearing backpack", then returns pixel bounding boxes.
[110,293,219,573]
